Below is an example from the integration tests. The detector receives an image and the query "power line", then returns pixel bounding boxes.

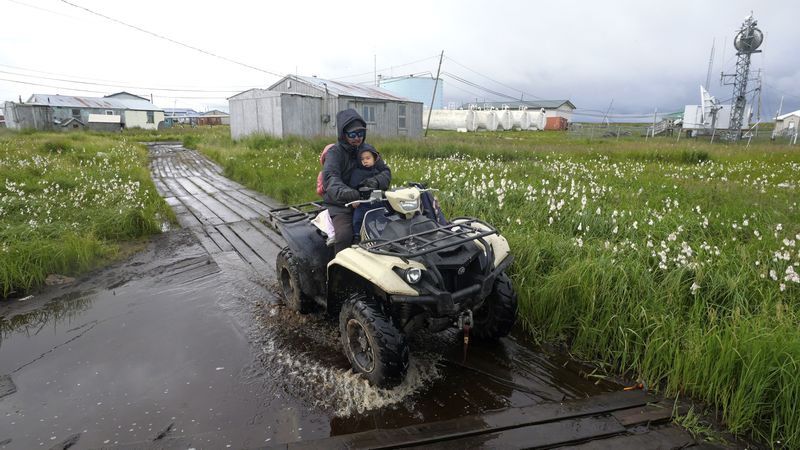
[442,71,520,101]
[330,54,442,81]
[0,77,228,100]
[0,63,259,90]
[0,69,244,93]
[59,0,284,78]
[445,56,542,100]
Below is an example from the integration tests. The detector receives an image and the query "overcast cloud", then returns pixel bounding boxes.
[1,0,798,120]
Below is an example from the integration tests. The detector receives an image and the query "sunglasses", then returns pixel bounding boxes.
[345,130,366,139]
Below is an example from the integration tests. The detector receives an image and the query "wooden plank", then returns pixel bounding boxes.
[194,192,244,224]
[203,225,234,252]
[188,176,219,194]
[285,391,654,450]
[161,178,191,197]
[561,425,695,450]
[249,218,287,248]
[175,177,207,196]
[225,189,280,214]
[214,223,271,274]
[211,191,263,221]
[228,221,282,273]
[412,415,625,450]
[178,196,225,226]
[612,401,676,427]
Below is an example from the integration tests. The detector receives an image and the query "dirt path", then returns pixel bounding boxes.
[0,143,716,449]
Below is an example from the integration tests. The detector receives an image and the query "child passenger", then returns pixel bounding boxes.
[349,147,385,237]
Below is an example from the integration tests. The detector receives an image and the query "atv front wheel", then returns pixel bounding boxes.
[472,272,518,340]
[276,247,312,313]
[339,294,409,388]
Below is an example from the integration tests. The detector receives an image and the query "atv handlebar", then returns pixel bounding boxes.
[344,187,438,208]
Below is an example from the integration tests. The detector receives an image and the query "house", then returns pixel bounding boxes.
[773,110,800,137]
[3,92,164,131]
[164,108,201,125]
[459,100,576,122]
[229,75,423,139]
[197,110,230,126]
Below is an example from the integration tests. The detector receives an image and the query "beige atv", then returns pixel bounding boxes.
[268,183,517,388]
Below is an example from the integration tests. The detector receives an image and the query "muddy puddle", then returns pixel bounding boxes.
[1,228,619,449]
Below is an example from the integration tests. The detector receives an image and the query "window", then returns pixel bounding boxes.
[105,110,114,115]
[398,104,407,129]
[71,109,80,119]
[362,105,376,124]
[146,111,154,124]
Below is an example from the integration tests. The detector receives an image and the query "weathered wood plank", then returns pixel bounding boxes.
[179,196,226,226]
[283,391,653,450]
[214,224,271,274]
[612,401,676,427]
[561,426,696,450]
[412,415,625,450]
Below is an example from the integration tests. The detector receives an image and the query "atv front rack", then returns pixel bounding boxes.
[360,218,498,258]
[265,202,326,225]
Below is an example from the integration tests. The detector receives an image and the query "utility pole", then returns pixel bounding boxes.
[425,50,444,137]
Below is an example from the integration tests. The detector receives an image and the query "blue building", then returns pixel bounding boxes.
[379,76,444,109]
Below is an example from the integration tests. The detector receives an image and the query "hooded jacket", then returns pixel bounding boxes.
[322,109,391,215]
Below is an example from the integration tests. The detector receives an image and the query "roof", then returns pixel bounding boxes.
[459,100,577,110]
[267,75,418,102]
[777,109,800,120]
[26,94,163,111]
[164,108,201,117]
[203,109,228,116]
[105,91,150,101]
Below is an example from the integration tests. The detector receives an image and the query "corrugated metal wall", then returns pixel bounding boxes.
[229,90,423,140]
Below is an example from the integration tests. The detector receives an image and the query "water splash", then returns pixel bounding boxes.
[260,338,442,417]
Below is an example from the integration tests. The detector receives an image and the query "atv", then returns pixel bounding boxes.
[267,183,517,388]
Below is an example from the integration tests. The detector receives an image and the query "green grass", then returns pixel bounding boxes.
[0,130,175,297]
[187,127,799,448]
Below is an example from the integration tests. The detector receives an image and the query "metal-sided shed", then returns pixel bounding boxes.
[229,75,423,140]
[774,110,800,137]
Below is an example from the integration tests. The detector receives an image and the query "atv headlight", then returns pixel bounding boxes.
[399,199,420,211]
[405,267,423,284]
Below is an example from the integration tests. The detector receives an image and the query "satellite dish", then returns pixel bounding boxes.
[734,25,763,53]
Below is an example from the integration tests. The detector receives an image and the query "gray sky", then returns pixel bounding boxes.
[1,0,798,120]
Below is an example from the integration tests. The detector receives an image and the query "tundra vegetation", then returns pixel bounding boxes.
[1,125,798,447]
[0,131,174,297]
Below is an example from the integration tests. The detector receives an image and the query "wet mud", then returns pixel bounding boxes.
[0,145,622,449]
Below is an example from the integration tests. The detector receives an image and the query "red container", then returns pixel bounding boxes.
[545,116,568,131]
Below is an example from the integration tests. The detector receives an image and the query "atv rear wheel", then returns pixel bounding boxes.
[472,272,517,340]
[276,247,312,313]
[339,294,409,388]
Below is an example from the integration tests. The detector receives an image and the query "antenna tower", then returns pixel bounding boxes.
[720,13,763,141]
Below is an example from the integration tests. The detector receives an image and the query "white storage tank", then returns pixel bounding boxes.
[510,110,531,130]
[474,110,498,131]
[494,109,513,131]
[425,109,476,131]
[528,110,546,130]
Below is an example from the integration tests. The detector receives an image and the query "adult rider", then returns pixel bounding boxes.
[322,109,391,253]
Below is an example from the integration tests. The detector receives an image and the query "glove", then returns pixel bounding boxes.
[341,188,360,203]
[361,177,379,189]
[358,186,372,199]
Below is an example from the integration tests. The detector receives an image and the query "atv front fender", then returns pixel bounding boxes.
[327,247,425,297]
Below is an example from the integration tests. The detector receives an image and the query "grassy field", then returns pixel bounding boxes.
[189,127,799,447]
[0,130,175,297]
[1,124,798,446]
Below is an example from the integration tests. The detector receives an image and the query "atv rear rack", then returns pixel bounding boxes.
[360,218,498,258]
[266,202,326,225]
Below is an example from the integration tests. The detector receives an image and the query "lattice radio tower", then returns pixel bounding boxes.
[720,13,763,141]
